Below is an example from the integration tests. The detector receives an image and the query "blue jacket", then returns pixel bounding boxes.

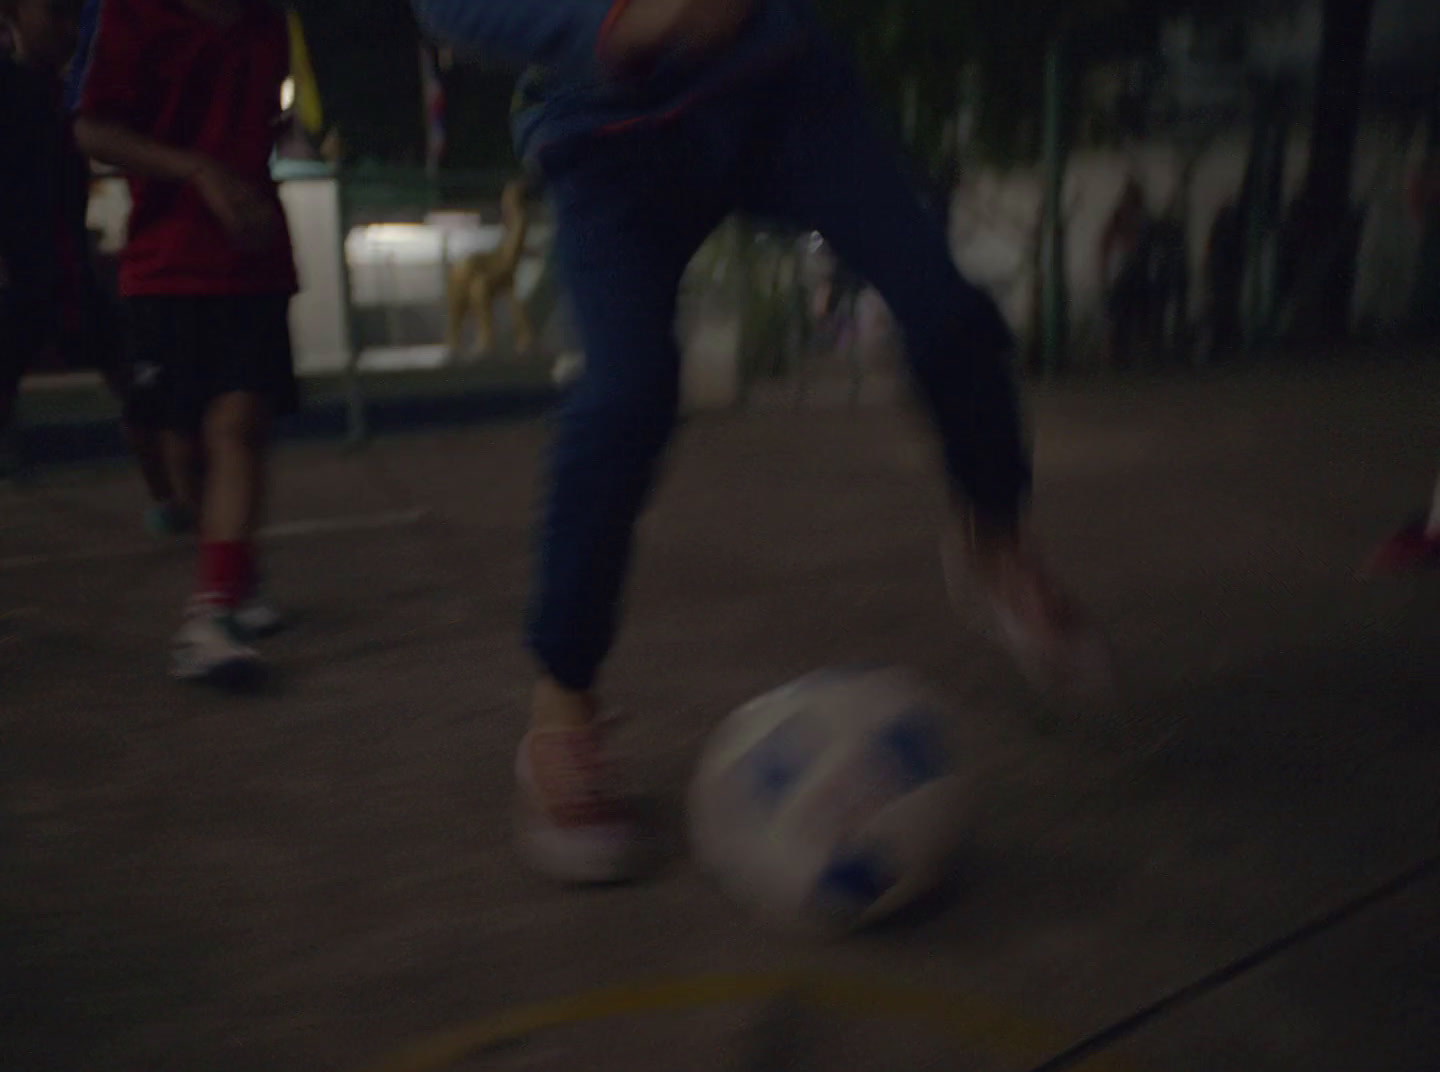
[413,0,821,161]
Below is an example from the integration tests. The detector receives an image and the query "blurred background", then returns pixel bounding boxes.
[19,0,1440,454]
[5,5,1440,1070]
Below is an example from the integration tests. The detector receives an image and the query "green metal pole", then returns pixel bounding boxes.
[1041,32,1069,374]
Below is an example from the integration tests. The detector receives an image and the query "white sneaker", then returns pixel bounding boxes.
[233,596,289,641]
[170,605,262,687]
[515,725,645,884]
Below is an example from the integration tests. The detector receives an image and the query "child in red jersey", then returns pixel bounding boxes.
[76,0,296,683]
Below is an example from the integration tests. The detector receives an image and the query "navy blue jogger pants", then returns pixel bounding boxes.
[528,56,1031,692]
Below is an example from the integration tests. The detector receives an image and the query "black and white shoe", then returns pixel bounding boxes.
[171,604,263,688]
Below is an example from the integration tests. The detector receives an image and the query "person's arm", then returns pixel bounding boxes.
[415,0,753,74]
[75,117,279,251]
[73,116,203,184]
[72,0,206,183]
[73,0,277,249]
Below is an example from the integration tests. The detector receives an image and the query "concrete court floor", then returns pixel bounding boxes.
[2,358,1438,1071]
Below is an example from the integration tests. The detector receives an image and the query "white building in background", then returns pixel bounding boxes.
[951,126,1430,352]
[951,0,1439,355]
[83,0,1437,385]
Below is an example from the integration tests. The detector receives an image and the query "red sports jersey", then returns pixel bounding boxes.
[77,0,297,297]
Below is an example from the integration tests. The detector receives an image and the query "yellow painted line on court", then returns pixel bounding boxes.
[357,970,1142,1072]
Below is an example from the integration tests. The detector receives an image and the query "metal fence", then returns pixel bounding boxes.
[323,166,836,442]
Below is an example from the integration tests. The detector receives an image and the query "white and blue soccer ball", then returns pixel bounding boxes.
[688,666,968,934]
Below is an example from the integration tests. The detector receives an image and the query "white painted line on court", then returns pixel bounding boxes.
[0,509,429,571]
[262,509,429,539]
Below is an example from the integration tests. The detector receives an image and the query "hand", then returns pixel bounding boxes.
[189,158,281,253]
[604,0,755,68]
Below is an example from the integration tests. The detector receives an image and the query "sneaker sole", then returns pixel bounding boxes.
[515,808,647,885]
[171,653,266,691]
[513,732,649,884]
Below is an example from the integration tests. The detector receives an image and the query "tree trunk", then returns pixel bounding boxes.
[1282,0,1377,340]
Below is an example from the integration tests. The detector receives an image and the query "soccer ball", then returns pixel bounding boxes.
[688,666,968,934]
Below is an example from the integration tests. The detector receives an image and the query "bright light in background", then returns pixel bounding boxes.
[358,224,435,245]
[345,223,447,267]
[280,77,295,111]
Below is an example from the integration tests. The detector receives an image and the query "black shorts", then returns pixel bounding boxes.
[124,296,299,435]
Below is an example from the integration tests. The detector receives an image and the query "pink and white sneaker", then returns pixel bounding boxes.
[516,724,646,884]
[941,524,1113,698]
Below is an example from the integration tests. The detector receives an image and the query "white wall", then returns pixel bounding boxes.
[950,123,1427,348]
[82,123,1427,393]
[280,178,351,374]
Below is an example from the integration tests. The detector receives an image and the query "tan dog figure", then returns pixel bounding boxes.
[447,179,535,358]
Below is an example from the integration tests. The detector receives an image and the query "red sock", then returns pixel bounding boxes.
[198,541,255,609]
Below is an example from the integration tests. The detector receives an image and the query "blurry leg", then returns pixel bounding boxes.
[743,83,1026,529]
[114,303,197,529]
[518,129,725,880]
[167,295,293,684]
[528,158,721,707]
[198,390,271,606]
[200,296,297,645]
[743,74,1106,690]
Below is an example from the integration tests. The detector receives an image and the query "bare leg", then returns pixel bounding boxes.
[202,392,270,543]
